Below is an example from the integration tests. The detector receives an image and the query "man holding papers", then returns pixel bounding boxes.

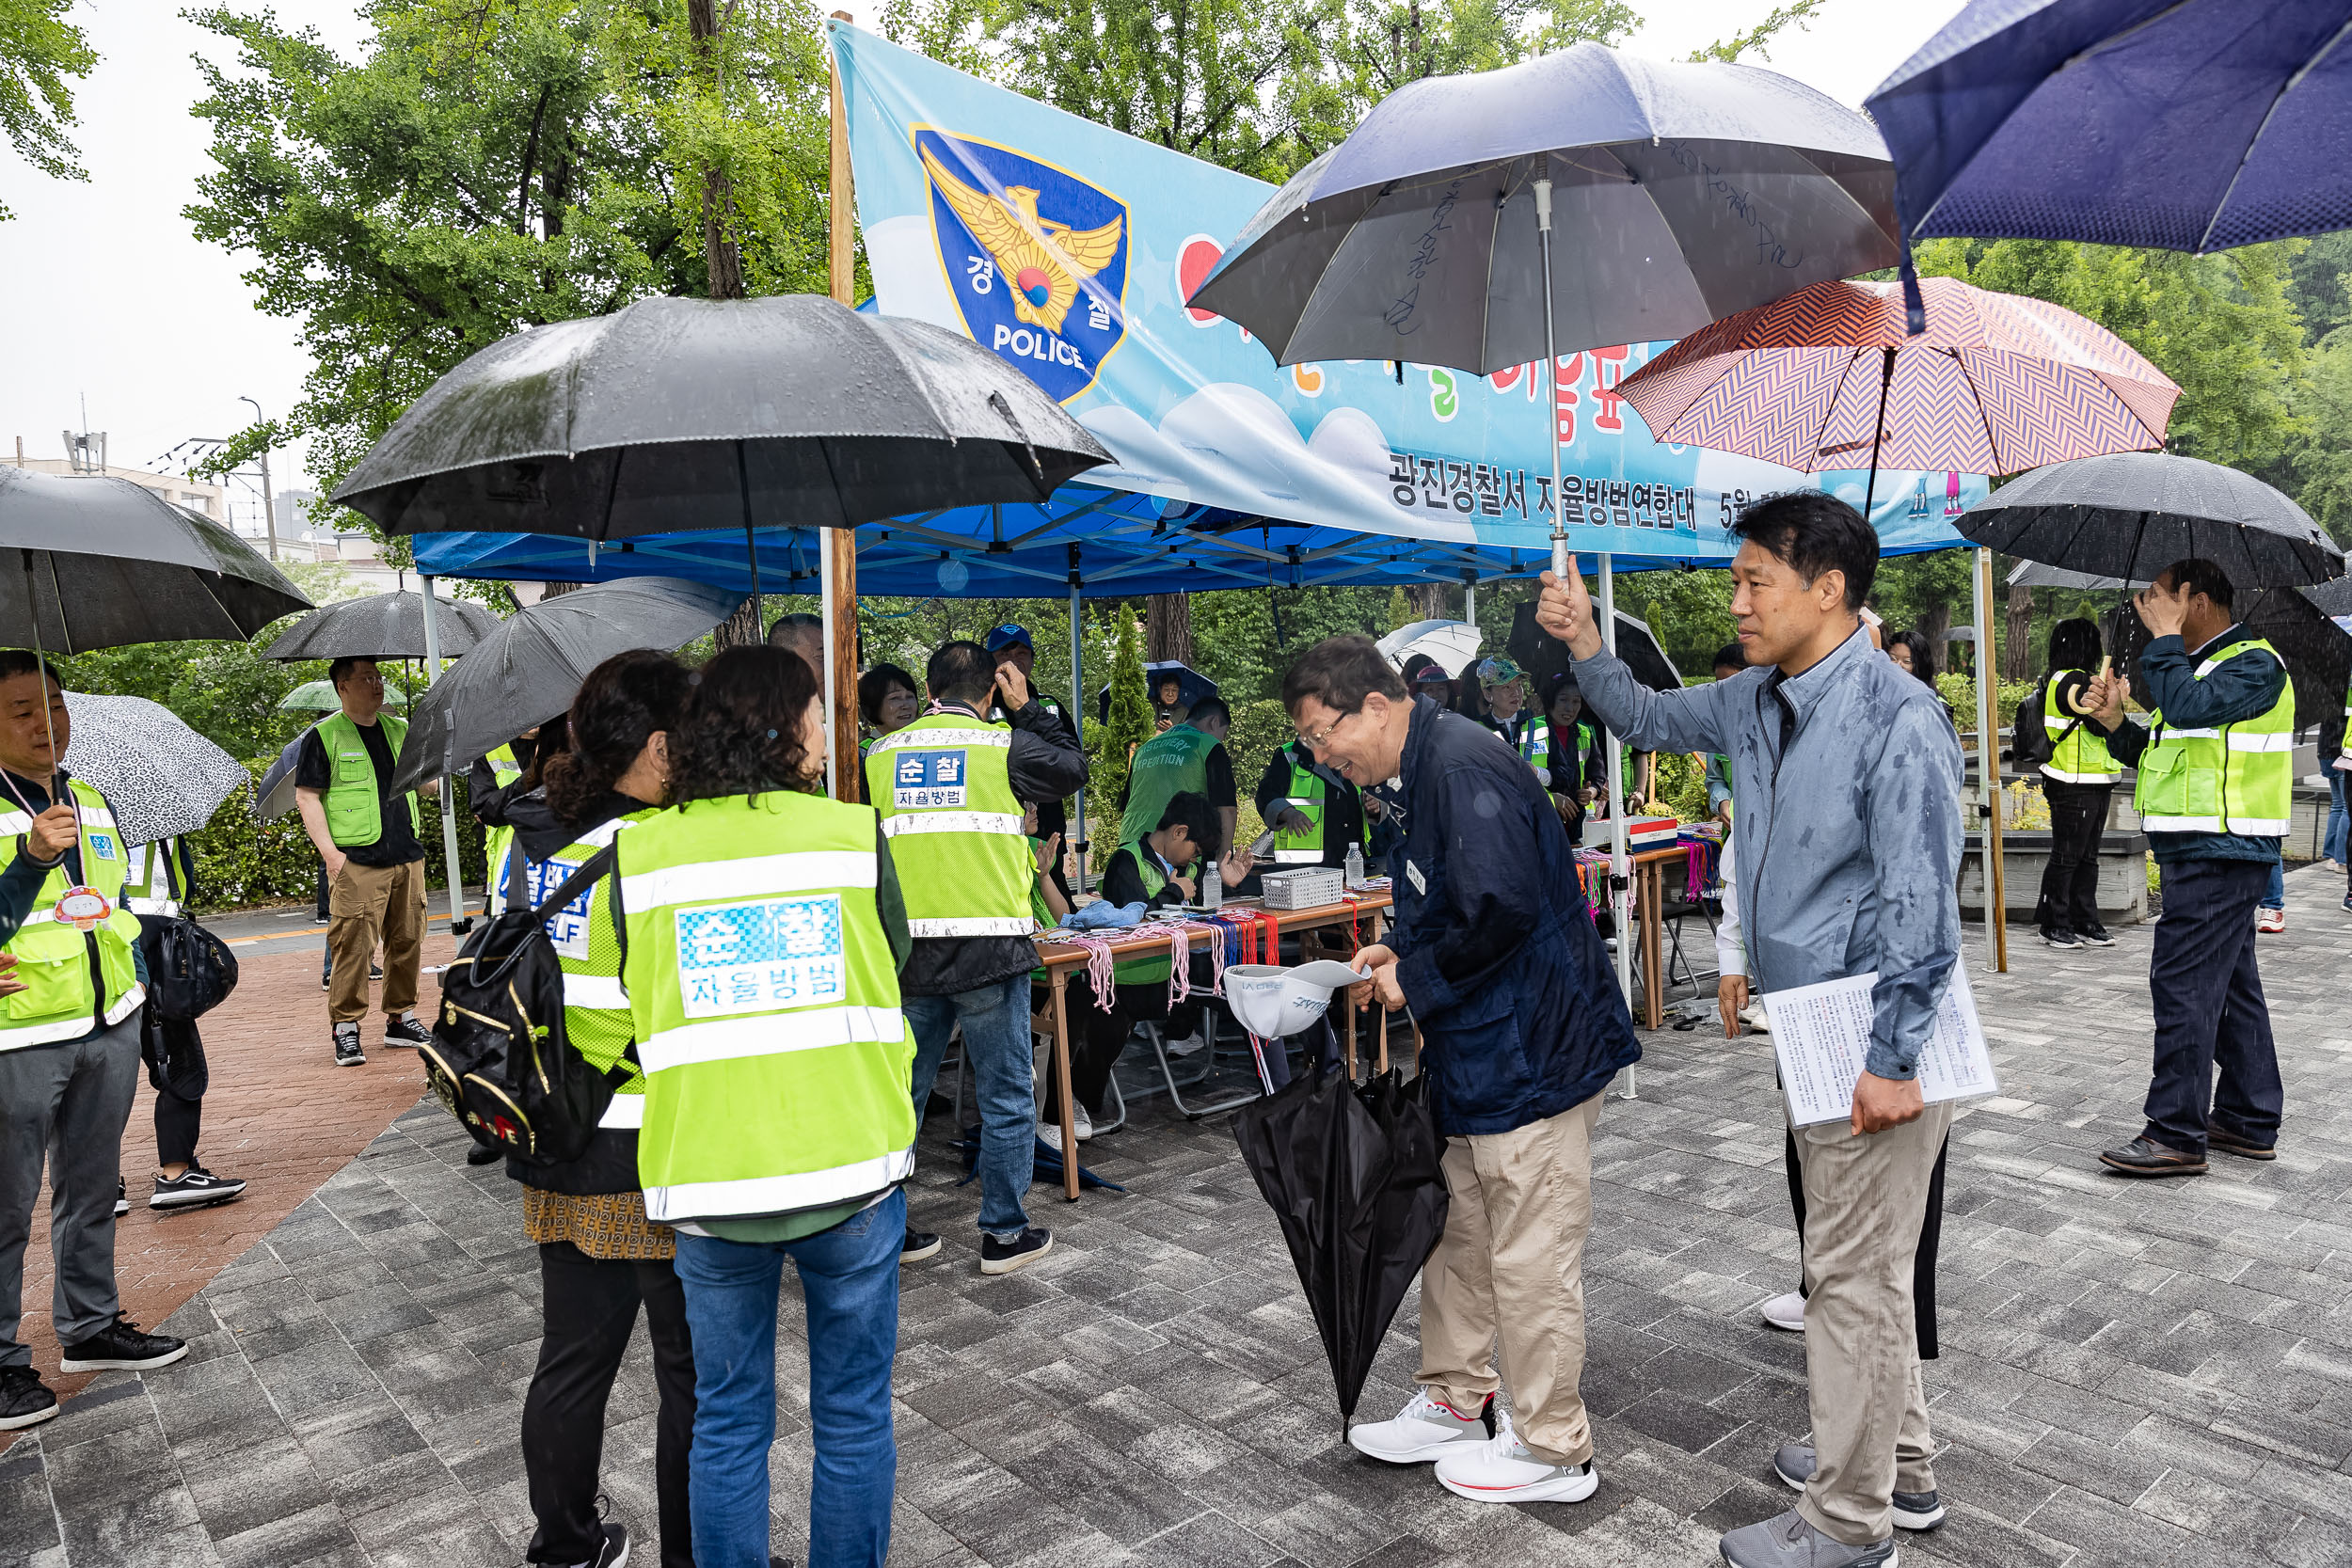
[1539,493,1964,1568]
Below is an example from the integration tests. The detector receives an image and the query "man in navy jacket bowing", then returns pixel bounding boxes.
[1279,634,1638,1509]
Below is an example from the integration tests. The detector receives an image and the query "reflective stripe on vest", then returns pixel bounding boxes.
[2133,636,2295,836]
[864,713,1032,937]
[1,777,147,1052]
[2041,670,2120,784]
[120,837,183,918]
[596,1093,644,1130]
[491,809,654,1098]
[1269,744,1327,864]
[619,792,914,1224]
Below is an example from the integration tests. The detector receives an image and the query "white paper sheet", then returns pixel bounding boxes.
[1765,969,1996,1126]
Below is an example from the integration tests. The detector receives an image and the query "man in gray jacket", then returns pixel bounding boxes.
[1538,493,1963,1568]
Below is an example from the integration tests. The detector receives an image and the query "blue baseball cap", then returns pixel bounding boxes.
[984,624,1032,653]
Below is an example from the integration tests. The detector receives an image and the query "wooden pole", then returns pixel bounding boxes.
[826,11,862,801]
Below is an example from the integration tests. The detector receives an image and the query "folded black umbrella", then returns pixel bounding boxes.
[1232,1063,1448,1427]
[2106,584,2351,736]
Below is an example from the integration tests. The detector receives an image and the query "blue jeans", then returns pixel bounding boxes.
[2262,861,2285,911]
[905,974,1035,1239]
[2327,768,2350,865]
[673,1188,904,1568]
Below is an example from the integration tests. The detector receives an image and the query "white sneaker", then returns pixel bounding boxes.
[1073,1103,1095,1141]
[1163,1030,1207,1058]
[1760,1291,1805,1332]
[1346,1386,1493,1464]
[1434,1422,1600,1505]
[1037,1122,1064,1153]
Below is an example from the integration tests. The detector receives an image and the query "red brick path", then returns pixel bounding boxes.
[12,927,460,1414]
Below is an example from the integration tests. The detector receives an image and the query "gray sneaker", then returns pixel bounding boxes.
[1772,1444,1946,1530]
[1720,1509,1896,1567]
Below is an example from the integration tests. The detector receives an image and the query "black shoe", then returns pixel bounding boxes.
[115,1177,130,1218]
[371,961,384,980]
[58,1312,187,1373]
[2040,927,2082,949]
[901,1228,942,1263]
[2100,1136,2207,1178]
[978,1227,1052,1276]
[151,1166,246,1210]
[382,1013,432,1049]
[321,963,331,990]
[0,1365,57,1431]
[580,1521,628,1568]
[2075,923,2115,947]
[333,1023,366,1068]
[465,1144,503,1166]
[2206,1123,2278,1161]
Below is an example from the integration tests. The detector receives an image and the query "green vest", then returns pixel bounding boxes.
[0,778,146,1052]
[863,711,1034,938]
[1268,742,1368,865]
[490,807,656,1130]
[1120,723,1218,846]
[120,835,183,918]
[2133,636,2295,835]
[1109,840,1173,985]
[2042,670,2120,784]
[618,791,914,1223]
[315,710,419,847]
[483,741,525,890]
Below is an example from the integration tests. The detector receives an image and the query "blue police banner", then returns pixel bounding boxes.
[830,22,1983,560]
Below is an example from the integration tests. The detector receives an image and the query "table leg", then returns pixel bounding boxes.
[1643,861,1665,1031]
[1051,970,1079,1202]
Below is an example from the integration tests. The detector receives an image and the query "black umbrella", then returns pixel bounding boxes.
[262,590,502,662]
[1097,661,1220,726]
[1956,451,2344,590]
[1506,603,1681,694]
[0,469,310,651]
[1232,1064,1449,1426]
[2106,585,2352,738]
[329,295,1112,544]
[387,578,744,796]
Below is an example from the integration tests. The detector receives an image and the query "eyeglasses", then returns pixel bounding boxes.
[1297,705,1359,751]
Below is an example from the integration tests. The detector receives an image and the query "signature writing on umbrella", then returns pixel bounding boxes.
[1383,177,1466,336]
[1660,140,1804,270]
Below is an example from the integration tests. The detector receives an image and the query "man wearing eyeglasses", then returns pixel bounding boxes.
[1281,634,1638,1509]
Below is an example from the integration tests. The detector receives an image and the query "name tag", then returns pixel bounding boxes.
[1405,860,1427,895]
[525,857,593,960]
[894,748,969,809]
[675,895,847,1018]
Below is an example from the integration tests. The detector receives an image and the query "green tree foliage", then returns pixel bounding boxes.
[184,0,835,503]
[1094,611,1153,844]
[0,0,95,219]
[2285,325,2352,545]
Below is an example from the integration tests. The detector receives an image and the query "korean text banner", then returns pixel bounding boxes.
[830,23,1983,558]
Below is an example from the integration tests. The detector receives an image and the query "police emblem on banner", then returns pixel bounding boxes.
[914,127,1129,404]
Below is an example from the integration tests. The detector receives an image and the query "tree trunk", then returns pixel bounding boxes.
[1914,599,1953,668]
[1145,593,1193,665]
[2004,579,2035,680]
[712,598,762,648]
[1406,583,1444,622]
[687,0,745,302]
[539,580,581,598]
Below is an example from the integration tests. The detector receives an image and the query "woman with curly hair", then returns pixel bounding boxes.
[615,644,914,1568]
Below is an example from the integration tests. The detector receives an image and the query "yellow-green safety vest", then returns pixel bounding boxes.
[0,778,146,1051]
[315,710,419,847]
[2042,670,2120,784]
[1268,742,1369,865]
[864,712,1034,939]
[1120,723,1217,847]
[489,807,656,1130]
[482,741,525,897]
[120,835,183,917]
[618,791,913,1223]
[2133,636,2295,835]
[1109,840,1173,985]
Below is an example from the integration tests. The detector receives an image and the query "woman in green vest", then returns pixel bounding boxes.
[2033,618,2122,951]
[620,645,914,1568]
[493,650,697,1568]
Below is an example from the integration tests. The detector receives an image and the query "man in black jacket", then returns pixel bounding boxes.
[1283,635,1638,1508]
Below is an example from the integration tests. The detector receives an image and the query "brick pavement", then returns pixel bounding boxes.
[7,865,2352,1567]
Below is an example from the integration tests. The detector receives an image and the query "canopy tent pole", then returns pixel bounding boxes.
[419,577,470,935]
[1972,546,2009,972]
[1463,583,1477,630]
[825,8,864,803]
[1070,583,1088,895]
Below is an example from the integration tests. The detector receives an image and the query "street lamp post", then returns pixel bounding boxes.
[239,396,278,560]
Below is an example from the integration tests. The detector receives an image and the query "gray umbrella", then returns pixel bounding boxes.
[388,577,745,795]
[1957,451,2344,590]
[330,295,1112,541]
[254,732,306,822]
[262,590,502,662]
[1185,41,1897,374]
[59,692,250,845]
[0,469,311,651]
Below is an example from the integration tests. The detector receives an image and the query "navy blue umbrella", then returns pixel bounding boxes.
[1867,0,2352,255]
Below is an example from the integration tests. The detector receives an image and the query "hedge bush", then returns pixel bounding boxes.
[183,757,487,915]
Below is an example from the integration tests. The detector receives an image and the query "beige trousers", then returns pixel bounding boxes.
[1417,1090,1604,1467]
[327,858,425,1024]
[1793,1099,1954,1544]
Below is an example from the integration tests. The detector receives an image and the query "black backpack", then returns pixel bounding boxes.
[2011,673,2078,770]
[420,845,631,1167]
[139,916,239,1022]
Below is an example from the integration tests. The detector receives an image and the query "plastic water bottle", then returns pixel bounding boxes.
[1344,842,1365,890]
[1200,858,1221,910]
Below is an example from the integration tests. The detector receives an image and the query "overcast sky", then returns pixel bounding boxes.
[0,0,1965,522]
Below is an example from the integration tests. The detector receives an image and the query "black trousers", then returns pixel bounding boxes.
[140,1012,208,1169]
[1044,980,1171,1121]
[521,1242,697,1567]
[1786,1128,1947,1361]
[2144,858,2281,1156]
[2036,780,2114,934]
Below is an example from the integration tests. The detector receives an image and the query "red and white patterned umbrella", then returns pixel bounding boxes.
[1616,276,2180,483]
